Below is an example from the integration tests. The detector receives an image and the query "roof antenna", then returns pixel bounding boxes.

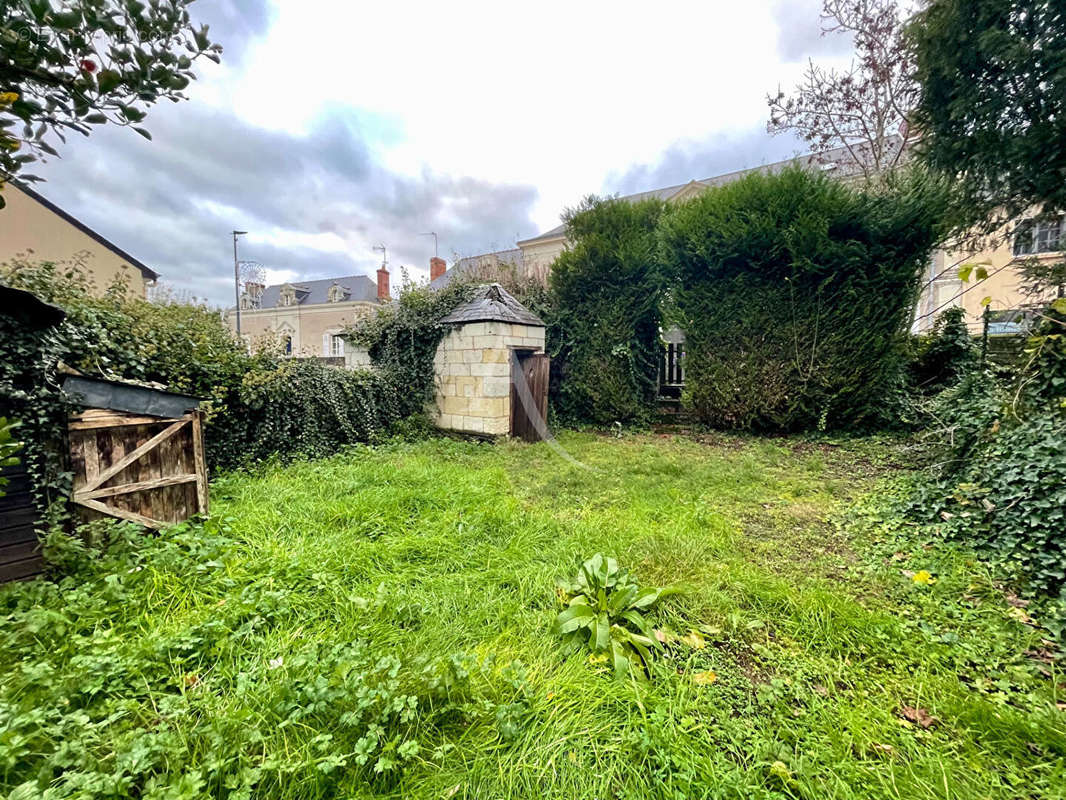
[420,232,438,258]
[373,244,387,268]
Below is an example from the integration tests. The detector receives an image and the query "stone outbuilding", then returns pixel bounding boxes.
[432,284,546,436]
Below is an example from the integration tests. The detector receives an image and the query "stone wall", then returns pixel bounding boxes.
[432,321,545,436]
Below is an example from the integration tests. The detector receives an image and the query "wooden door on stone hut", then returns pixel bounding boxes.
[510,351,549,442]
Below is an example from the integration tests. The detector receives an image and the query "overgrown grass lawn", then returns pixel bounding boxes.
[2,432,1064,799]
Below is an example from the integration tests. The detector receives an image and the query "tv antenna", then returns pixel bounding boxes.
[420,231,438,258]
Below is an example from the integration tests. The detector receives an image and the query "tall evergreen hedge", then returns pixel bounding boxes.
[659,167,951,430]
[549,196,665,424]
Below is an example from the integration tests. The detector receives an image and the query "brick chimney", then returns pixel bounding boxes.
[376,265,390,301]
[430,256,446,281]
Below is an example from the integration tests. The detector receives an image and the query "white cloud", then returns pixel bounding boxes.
[223,0,843,228]
[15,0,857,303]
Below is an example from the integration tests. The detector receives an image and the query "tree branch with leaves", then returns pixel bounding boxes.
[0,0,220,205]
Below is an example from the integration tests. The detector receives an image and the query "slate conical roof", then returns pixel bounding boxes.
[439,283,545,327]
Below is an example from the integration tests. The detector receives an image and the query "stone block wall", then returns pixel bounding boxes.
[432,321,545,436]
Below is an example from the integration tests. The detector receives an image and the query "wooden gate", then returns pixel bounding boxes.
[69,409,208,528]
[658,342,685,399]
[510,352,550,442]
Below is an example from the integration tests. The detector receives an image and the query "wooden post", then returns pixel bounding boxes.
[981,304,990,364]
[191,410,209,516]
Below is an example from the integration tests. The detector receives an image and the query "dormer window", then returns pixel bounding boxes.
[279,286,297,307]
[328,284,349,303]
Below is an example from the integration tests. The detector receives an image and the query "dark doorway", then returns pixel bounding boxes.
[510,350,549,442]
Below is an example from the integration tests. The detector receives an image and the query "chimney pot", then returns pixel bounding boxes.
[430,257,447,281]
[376,266,390,301]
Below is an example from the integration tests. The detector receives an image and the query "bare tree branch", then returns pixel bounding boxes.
[767,0,915,179]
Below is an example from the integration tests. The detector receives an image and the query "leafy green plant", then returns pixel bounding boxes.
[347,279,475,411]
[0,417,21,498]
[909,306,1066,640]
[553,554,675,677]
[909,306,978,393]
[0,0,220,192]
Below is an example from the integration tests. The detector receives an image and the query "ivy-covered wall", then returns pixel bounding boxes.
[0,258,420,523]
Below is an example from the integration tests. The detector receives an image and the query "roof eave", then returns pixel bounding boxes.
[516,231,567,247]
[442,314,545,327]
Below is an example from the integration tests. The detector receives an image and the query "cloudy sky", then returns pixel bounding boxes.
[28,0,854,304]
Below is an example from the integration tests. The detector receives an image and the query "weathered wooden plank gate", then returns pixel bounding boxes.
[510,352,550,442]
[69,408,208,528]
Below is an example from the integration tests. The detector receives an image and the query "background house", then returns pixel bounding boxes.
[428,250,526,290]
[0,183,158,296]
[224,266,389,359]
[915,214,1062,334]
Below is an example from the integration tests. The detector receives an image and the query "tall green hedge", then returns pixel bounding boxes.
[659,167,952,430]
[549,196,666,424]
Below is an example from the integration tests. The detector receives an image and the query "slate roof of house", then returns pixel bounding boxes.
[428,248,523,291]
[516,141,895,246]
[439,283,544,327]
[257,274,379,308]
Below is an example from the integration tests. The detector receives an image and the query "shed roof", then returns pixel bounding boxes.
[61,374,201,418]
[440,283,544,327]
[0,284,66,329]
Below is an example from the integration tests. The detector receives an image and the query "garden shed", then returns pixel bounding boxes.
[432,284,548,439]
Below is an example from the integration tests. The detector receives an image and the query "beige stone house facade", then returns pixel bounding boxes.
[0,182,158,296]
[914,215,1061,334]
[224,266,389,358]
